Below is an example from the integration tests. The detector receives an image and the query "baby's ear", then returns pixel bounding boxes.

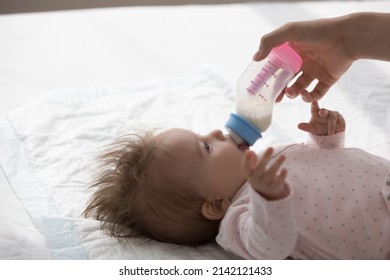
[201,198,230,221]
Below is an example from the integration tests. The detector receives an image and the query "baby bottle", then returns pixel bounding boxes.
[225,43,302,146]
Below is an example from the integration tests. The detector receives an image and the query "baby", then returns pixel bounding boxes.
[84,101,390,259]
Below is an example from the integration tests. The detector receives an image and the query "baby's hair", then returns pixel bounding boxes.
[83,131,156,238]
[84,130,219,246]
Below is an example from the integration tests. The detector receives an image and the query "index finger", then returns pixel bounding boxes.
[311,101,320,116]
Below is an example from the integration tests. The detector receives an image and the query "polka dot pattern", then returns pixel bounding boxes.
[216,133,390,260]
[280,143,390,259]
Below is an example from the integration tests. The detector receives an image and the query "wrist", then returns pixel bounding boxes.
[342,12,390,61]
[255,183,290,201]
[339,13,362,61]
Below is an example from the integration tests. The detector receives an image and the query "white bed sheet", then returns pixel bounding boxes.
[0,68,244,259]
[0,1,389,260]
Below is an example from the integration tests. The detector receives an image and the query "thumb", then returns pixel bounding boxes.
[243,150,258,176]
[253,27,293,61]
[252,37,276,61]
[298,122,315,133]
[253,48,267,61]
[253,41,275,61]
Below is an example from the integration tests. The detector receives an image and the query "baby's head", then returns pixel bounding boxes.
[84,128,248,245]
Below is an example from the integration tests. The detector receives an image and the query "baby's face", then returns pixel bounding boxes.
[155,128,249,201]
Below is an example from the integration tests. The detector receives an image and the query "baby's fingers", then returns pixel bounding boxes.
[264,155,286,185]
[327,111,338,135]
[336,112,346,133]
[312,101,328,121]
[297,122,316,134]
[243,150,258,176]
[243,147,274,178]
[272,168,288,189]
[259,158,288,200]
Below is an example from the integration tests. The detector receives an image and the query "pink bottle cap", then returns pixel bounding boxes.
[271,43,303,74]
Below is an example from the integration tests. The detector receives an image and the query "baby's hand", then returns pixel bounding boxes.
[243,147,289,200]
[298,101,346,135]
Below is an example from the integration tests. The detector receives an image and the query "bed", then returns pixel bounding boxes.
[1,1,389,260]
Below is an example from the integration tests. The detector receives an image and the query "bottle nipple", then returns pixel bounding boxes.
[225,113,262,146]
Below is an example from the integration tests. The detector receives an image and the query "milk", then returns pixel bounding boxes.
[237,102,272,132]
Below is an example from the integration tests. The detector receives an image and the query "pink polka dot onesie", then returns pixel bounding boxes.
[216,132,390,259]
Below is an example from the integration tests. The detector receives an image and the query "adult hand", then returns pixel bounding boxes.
[253,16,355,102]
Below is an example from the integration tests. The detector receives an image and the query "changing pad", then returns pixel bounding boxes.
[1,68,288,259]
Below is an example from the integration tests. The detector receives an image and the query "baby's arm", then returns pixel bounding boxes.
[243,147,289,200]
[219,149,295,259]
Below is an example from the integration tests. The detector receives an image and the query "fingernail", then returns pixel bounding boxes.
[252,50,261,61]
[286,89,296,98]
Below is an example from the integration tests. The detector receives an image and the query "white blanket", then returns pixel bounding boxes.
[1,1,389,260]
[0,68,248,259]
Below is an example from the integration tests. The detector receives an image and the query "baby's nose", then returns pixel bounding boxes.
[209,129,225,141]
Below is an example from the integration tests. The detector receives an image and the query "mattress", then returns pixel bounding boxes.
[0,1,389,260]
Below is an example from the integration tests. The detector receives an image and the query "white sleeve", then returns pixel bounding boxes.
[307,131,345,149]
[216,184,297,259]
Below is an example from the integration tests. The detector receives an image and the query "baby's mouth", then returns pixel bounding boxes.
[225,133,249,152]
[238,142,249,152]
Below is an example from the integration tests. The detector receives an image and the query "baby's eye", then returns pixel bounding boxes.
[204,141,212,153]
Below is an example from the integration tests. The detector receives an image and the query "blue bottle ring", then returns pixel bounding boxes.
[225,113,262,146]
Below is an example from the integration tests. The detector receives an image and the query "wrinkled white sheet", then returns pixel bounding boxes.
[0,68,249,259]
[0,1,389,260]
